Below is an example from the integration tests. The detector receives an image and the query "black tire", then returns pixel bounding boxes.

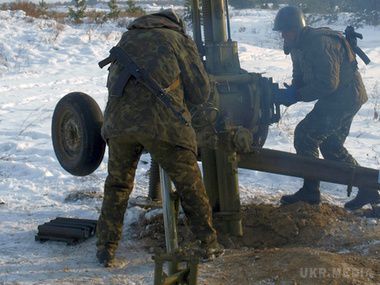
[253,122,269,148]
[251,76,274,148]
[52,92,106,176]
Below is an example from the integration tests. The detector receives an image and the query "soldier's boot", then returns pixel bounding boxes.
[280,180,321,205]
[96,247,117,267]
[180,237,224,262]
[200,240,225,261]
[200,235,224,261]
[344,188,380,211]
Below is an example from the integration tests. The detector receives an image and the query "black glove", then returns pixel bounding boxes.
[274,84,298,107]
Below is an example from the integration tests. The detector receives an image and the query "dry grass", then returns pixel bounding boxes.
[1,1,147,25]
[7,1,43,18]
[123,9,146,18]
[86,10,108,25]
[48,11,67,23]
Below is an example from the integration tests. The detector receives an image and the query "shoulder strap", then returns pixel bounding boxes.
[99,47,190,126]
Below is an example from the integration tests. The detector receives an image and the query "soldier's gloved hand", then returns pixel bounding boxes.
[274,84,298,107]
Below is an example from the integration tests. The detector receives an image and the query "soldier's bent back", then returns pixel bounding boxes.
[102,10,210,154]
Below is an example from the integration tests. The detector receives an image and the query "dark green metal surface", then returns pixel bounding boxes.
[159,166,179,275]
[192,0,280,236]
[239,148,380,190]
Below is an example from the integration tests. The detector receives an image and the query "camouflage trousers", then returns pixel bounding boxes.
[294,103,361,191]
[96,134,217,254]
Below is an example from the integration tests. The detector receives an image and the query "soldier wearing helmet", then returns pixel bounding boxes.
[273,6,380,210]
[273,5,306,55]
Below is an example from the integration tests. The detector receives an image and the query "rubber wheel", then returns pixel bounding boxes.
[253,122,269,148]
[52,92,106,176]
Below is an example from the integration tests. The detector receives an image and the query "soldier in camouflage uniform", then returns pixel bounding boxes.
[96,9,221,267]
[273,6,380,210]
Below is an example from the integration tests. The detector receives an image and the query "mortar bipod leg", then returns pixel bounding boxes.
[149,158,162,202]
[159,166,179,275]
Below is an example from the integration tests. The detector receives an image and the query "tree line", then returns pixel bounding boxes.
[229,0,379,13]
[0,0,146,24]
[2,0,379,26]
[228,0,379,25]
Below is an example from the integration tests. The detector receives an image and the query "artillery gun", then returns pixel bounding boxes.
[51,0,380,241]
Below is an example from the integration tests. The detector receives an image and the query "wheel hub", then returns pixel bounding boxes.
[61,113,82,157]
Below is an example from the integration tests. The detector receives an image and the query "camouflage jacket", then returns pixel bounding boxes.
[101,10,210,154]
[291,27,367,112]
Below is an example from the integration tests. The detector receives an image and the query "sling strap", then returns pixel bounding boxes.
[99,46,189,126]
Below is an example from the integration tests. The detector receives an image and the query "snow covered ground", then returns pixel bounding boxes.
[0,7,379,284]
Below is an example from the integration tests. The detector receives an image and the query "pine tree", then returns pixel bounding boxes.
[68,0,87,24]
[126,0,137,13]
[108,0,120,19]
[126,0,145,16]
[38,0,48,16]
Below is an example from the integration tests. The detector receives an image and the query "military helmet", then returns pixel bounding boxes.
[273,6,306,32]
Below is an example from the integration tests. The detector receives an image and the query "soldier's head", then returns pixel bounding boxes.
[152,9,186,32]
[128,9,186,34]
[273,6,306,54]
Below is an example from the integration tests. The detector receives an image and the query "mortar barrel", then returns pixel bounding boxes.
[239,148,380,189]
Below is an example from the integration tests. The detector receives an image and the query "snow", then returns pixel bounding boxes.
[0,7,380,284]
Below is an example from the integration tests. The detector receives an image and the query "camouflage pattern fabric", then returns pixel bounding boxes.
[294,102,361,191]
[290,27,367,190]
[291,27,367,105]
[97,9,216,256]
[294,104,360,165]
[101,9,210,154]
[97,134,217,254]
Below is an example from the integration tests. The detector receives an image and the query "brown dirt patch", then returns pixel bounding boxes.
[199,247,379,285]
[134,202,380,284]
[218,203,378,250]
